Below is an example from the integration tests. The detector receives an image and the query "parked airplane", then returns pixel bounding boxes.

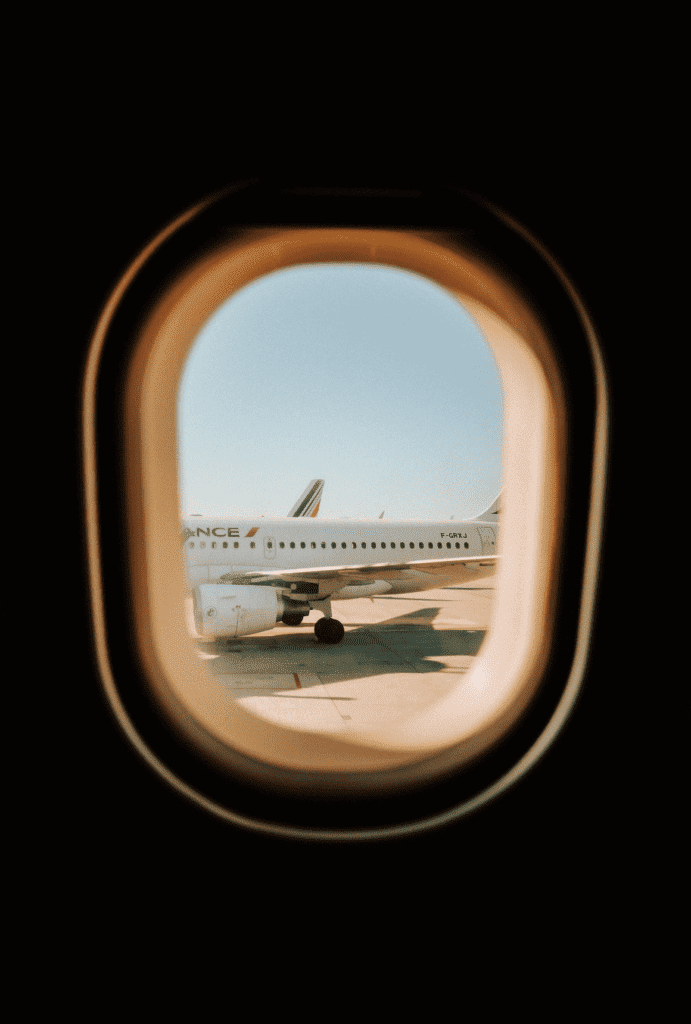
[185,493,500,644]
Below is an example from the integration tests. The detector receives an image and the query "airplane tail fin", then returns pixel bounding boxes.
[472,493,501,522]
[287,479,324,518]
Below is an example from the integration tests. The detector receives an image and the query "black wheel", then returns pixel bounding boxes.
[282,612,304,626]
[314,617,345,644]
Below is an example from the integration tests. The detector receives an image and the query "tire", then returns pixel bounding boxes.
[315,617,345,644]
[282,612,304,626]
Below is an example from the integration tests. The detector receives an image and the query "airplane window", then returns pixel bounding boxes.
[351,542,356,549]
[312,542,317,549]
[189,542,194,548]
[223,542,228,549]
[301,542,306,549]
[85,190,609,844]
[464,542,469,548]
[211,542,216,548]
[341,542,346,549]
[290,542,295,549]
[267,542,273,548]
[279,542,285,548]
[200,542,206,549]
[234,542,239,549]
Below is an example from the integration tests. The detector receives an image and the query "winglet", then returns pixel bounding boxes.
[379,511,385,519]
[287,479,325,517]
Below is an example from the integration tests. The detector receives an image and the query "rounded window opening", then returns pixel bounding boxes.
[175,256,506,775]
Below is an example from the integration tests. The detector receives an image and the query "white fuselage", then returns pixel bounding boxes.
[183,515,498,596]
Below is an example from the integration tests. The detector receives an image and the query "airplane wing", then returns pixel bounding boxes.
[218,555,498,597]
[286,479,324,517]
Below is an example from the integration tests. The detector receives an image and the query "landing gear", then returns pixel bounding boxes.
[281,612,304,626]
[314,616,345,644]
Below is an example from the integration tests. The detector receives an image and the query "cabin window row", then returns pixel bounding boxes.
[188,540,471,550]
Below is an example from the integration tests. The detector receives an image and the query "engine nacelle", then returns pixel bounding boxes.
[193,584,287,638]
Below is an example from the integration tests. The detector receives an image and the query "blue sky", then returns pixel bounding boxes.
[177,263,503,521]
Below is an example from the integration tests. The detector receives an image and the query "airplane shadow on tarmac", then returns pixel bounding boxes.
[194,605,488,692]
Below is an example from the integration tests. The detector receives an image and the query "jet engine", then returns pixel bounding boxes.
[192,584,309,638]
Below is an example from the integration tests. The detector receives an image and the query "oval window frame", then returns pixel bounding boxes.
[83,184,607,839]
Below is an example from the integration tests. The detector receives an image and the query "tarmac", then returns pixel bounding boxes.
[186,585,495,735]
